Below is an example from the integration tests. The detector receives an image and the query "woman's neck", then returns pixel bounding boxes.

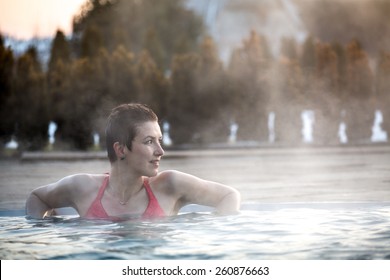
[108,165,144,205]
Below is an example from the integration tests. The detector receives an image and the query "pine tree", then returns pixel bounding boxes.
[300,36,317,74]
[72,0,205,71]
[299,36,317,108]
[134,50,169,118]
[280,37,298,61]
[344,39,375,143]
[313,42,341,144]
[109,45,137,105]
[331,42,348,99]
[0,34,15,148]
[48,30,71,73]
[142,28,165,71]
[227,31,272,142]
[169,53,201,144]
[13,46,49,150]
[376,51,390,138]
[196,36,229,143]
[273,56,304,145]
[55,48,111,150]
[80,24,103,58]
[47,30,73,142]
[47,59,72,149]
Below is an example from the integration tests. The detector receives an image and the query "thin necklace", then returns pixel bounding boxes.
[117,191,130,206]
[107,182,130,205]
[108,180,144,205]
[119,198,129,205]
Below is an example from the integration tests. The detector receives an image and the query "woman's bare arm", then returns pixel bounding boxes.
[25,174,93,219]
[164,170,241,214]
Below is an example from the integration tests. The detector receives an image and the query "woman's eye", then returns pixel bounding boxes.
[144,138,162,145]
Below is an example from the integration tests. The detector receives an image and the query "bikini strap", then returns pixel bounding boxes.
[142,178,165,217]
[97,175,109,199]
[143,178,155,198]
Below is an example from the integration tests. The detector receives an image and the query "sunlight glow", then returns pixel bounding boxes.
[0,0,87,39]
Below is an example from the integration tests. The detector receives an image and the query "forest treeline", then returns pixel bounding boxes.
[0,0,389,151]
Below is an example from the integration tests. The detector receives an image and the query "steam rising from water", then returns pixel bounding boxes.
[187,0,307,61]
[4,0,388,148]
[185,0,389,146]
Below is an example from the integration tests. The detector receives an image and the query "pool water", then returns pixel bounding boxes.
[1,202,389,260]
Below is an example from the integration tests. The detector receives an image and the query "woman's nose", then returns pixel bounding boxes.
[155,142,164,156]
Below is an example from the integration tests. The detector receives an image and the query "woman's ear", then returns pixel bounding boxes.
[113,142,126,160]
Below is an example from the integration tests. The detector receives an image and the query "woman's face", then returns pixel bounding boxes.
[125,121,164,177]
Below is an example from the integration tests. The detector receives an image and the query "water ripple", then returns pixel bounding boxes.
[1,205,389,259]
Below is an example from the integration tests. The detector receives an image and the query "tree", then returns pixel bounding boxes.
[273,56,304,145]
[168,36,239,145]
[331,42,348,95]
[47,30,73,137]
[169,53,201,144]
[72,0,205,71]
[47,59,72,148]
[12,47,49,150]
[142,28,165,71]
[300,36,317,74]
[54,48,111,150]
[376,51,390,137]
[346,40,373,100]
[48,30,71,73]
[80,24,103,58]
[295,0,390,57]
[195,36,229,143]
[344,39,375,143]
[227,31,272,142]
[280,37,298,61]
[109,45,137,103]
[134,50,169,118]
[66,0,207,148]
[0,34,15,148]
[72,0,118,54]
[312,42,341,144]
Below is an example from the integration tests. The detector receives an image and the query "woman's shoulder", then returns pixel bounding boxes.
[63,173,108,207]
[148,171,185,210]
[149,170,195,194]
[155,170,200,183]
[151,170,182,184]
[62,173,106,184]
[148,170,178,191]
[58,173,107,194]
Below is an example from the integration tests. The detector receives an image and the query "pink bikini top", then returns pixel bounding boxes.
[84,175,165,220]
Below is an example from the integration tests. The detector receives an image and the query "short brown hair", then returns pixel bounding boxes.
[105,103,158,162]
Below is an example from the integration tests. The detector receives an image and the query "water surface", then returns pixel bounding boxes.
[1,146,389,259]
[1,203,389,260]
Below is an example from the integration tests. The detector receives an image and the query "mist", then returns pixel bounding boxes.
[2,0,389,150]
[185,0,389,146]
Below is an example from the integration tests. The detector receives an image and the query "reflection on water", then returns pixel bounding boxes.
[1,203,389,260]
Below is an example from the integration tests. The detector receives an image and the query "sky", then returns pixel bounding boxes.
[0,0,87,39]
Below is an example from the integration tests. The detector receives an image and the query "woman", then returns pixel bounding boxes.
[26,103,240,220]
